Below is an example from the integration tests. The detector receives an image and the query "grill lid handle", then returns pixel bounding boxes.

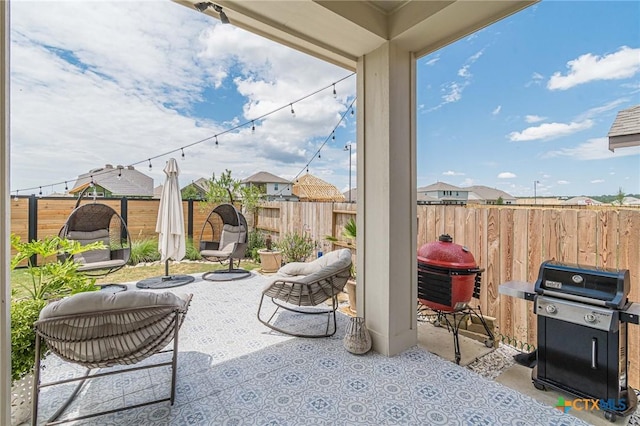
[438,234,453,243]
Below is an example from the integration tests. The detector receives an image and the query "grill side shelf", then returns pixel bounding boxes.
[621,303,640,324]
[499,281,536,301]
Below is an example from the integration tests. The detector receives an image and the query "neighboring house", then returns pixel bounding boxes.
[562,196,603,206]
[417,182,469,205]
[343,188,357,203]
[608,105,640,151]
[69,164,153,198]
[465,185,517,205]
[293,173,345,202]
[242,171,297,201]
[180,177,210,200]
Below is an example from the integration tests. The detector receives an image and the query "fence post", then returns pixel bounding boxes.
[120,197,128,244]
[187,199,194,239]
[28,195,38,266]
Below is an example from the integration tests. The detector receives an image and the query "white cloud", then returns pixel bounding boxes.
[425,55,440,66]
[591,179,605,184]
[508,120,593,142]
[525,115,546,123]
[10,1,356,193]
[548,46,640,90]
[498,172,516,179]
[492,106,501,115]
[543,137,640,160]
[443,171,465,176]
[576,98,630,121]
[525,72,544,87]
[458,65,471,78]
[557,180,570,185]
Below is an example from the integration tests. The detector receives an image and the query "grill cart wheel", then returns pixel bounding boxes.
[484,339,493,348]
[533,381,546,391]
[604,412,617,423]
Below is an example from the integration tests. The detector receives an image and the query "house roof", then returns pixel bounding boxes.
[418,182,465,192]
[608,105,640,151]
[242,171,291,184]
[293,173,345,202]
[562,196,603,206]
[69,164,153,197]
[465,185,516,201]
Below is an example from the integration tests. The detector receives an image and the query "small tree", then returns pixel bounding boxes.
[202,169,264,215]
[615,187,625,206]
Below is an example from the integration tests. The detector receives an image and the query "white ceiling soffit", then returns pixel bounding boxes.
[175,0,538,71]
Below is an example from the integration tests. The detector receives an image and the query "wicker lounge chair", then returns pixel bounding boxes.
[199,204,250,281]
[257,248,352,337]
[31,290,192,425]
[58,188,131,277]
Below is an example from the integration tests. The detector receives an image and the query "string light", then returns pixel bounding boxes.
[215,135,219,148]
[117,167,122,180]
[351,107,354,116]
[181,148,185,159]
[10,73,357,196]
[290,104,295,117]
[89,176,94,187]
[332,131,336,141]
[318,152,321,159]
[64,181,68,191]
[38,187,42,197]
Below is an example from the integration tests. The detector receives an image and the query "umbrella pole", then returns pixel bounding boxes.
[165,259,170,277]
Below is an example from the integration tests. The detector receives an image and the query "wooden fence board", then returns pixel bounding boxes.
[577,210,597,265]
[619,209,640,388]
[599,209,618,269]
[526,209,543,346]
[512,209,528,346]
[498,209,514,341]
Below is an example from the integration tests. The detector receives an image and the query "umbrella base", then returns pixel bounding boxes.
[136,275,195,289]
[202,269,252,282]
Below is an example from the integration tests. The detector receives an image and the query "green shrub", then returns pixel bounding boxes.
[11,299,46,381]
[184,238,202,261]
[128,238,161,264]
[247,231,266,262]
[277,232,316,263]
[10,234,99,382]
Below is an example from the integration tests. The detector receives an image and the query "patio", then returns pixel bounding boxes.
[26,271,609,425]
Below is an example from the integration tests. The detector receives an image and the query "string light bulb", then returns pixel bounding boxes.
[38,187,42,197]
[332,131,336,141]
[181,148,185,159]
[64,181,68,191]
[251,121,255,134]
[290,104,295,117]
[215,135,219,148]
[351,107,354,116]
[89,176,94,187]
[148,159,152,171]
[333,84,337,98]
[318,151,321,159]
[14,190,18,201]
[117,167,122,180]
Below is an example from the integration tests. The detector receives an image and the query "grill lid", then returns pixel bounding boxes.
[535,260,630,310]
[417,234,479,272]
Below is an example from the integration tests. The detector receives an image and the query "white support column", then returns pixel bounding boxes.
[1,1,12,423]
[356,41,417,356]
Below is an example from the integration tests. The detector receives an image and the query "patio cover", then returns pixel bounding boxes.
[608,104,640,151]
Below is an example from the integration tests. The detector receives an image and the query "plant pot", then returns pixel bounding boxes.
[345,278,357,315]
[258,249,282,273]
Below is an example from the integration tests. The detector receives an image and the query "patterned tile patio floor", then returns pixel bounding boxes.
[34,272,590,425]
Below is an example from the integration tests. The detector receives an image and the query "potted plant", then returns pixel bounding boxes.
[325,219,357,314]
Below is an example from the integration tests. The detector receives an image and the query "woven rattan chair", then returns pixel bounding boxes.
[58,188,131,277]
[31,290,192,425]
[199,204,250,281]
[257,248,352,337]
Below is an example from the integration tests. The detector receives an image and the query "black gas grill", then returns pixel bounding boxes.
[532,261,638,422]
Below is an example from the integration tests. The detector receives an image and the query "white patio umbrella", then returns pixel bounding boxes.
[137,158,195,288]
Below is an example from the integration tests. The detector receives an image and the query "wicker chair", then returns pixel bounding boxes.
[199,204,250,281]
[257,248,352,337]
[58,189,131,277]
[31,290,192,425]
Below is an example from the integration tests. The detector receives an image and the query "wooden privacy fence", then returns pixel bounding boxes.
[9,198,640,387]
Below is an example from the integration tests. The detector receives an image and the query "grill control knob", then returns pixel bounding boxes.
[545,304,557,314]
[585,313,597,323]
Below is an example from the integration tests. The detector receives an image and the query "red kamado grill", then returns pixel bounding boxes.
[417,234,484,313]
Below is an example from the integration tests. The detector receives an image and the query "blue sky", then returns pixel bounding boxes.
[9,1,640,198]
